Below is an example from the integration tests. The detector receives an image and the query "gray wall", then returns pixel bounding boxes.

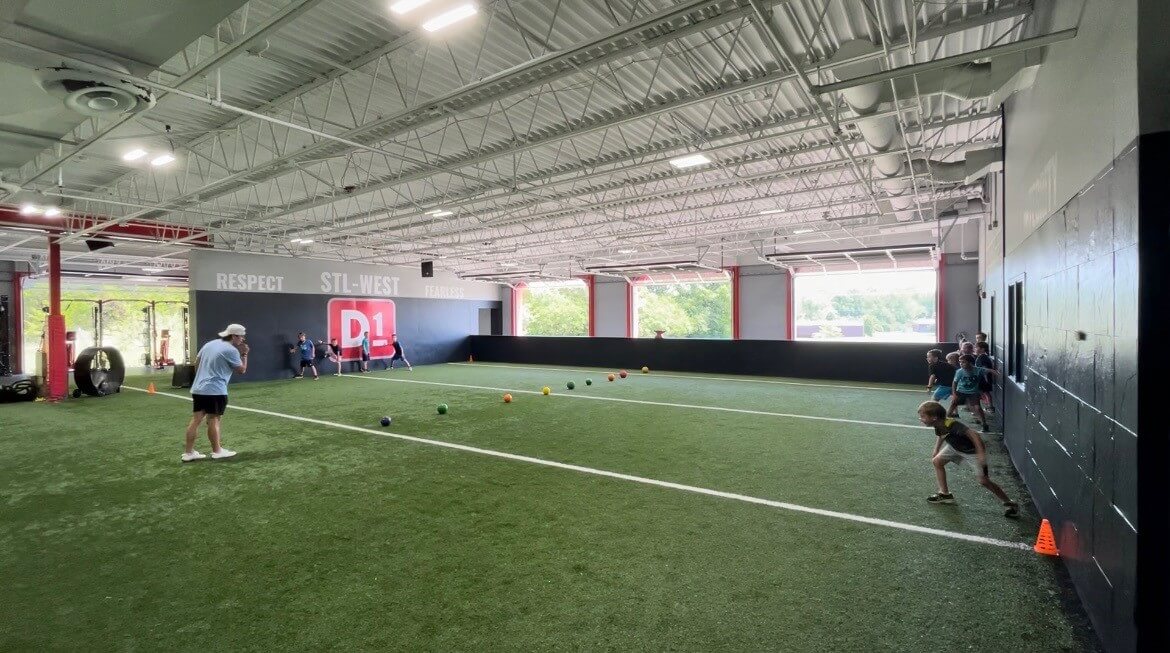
[739,265,788,340]
[941,255,979,341]
[594,278,628,338]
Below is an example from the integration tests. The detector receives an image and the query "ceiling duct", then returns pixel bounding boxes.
[35,55,156,117]
[832,40,1036,218]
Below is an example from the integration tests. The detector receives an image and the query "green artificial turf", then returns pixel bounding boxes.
[0,363,1099,651]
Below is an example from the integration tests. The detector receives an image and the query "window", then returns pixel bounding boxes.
[635,278,731,339]
[517,280,588,336]
[1007,279,1025,381]
[793,269,937,342]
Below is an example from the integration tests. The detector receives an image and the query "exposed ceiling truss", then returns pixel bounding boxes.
[0,0,1037,279]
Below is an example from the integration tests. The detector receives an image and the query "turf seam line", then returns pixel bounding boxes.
[449,362,925,394]
[347,373,929,431]
[127,386,1029,552]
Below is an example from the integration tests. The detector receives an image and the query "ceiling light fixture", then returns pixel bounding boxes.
[617,248,638,254]
[669,153,711,169]
[431,210,454,217]
[758,209,784,215]
[793,228,814,234]
[422,3,477,32]
[290,238,303,243]
[20,204,42,216]
[122,148,147,161]
[141,267,165,273]
[390,0,433,14]
[44,207,61,217]
[300,239,314,244]
[425,209,443,215]
[150,153,176,166]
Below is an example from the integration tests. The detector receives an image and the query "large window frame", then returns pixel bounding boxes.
[792,267,939,343]
[632,275,732,340]
[1007,277,1025,384]
[516,279,589,337]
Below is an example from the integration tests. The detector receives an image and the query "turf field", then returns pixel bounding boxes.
[0,362,1098,651]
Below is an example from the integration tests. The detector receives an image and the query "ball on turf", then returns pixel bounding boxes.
[607,374,615,382]
[542,386,551,395]
[567,381,575,390]
[619,370,628,379]
[585,378,593,386]
[503,393,513,403]
[437,403,448,415]
[380,416,391,427]
[642,366,649,374]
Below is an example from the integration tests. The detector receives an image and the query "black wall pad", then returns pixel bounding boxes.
[469,336,958,386]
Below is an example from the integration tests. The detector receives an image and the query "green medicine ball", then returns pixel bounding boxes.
[567,381,576,390]
[437,404,449,415]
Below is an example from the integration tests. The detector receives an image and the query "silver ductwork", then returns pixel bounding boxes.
[834,40,1038,218]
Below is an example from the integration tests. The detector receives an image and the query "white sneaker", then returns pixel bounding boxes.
[181,450,207,463]
[211,448,237,460]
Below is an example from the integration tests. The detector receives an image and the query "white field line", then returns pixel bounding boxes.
[450,362,925,393]
[347,372,929,431]
[128,386,1030,551]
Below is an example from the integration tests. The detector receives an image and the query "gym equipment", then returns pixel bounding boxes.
[73,346,126,397]
[0,374,37,403]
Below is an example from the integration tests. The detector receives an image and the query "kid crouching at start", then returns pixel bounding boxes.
[918,400,1019,518]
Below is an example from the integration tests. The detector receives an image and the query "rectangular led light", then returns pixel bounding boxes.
[431,210,454,217]
[44,207,61,217]
[20,204,43,216]
[758,209,784,215]
[390,0,433,14]
[669,153,711,168]
[617,248,638,254]
[422,3,477,32]
[793,228,814,234]
[150,153,176,166]
[122,149,147,161]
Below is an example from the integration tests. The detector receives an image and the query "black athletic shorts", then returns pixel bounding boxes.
[391,352,405,360]
[955,391,980,405]
[299,359,315,368]
[192,394,228,415]
[360,352,370,361]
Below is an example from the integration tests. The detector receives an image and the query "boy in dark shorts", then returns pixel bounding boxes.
[388,333,412,371]
[949,354,997,430]
[289,332,319,380]
[326,337,342,376]
[919,400,1019,517]
[974,341,997,413]
[925,348,955,402]
[360,331,371,372]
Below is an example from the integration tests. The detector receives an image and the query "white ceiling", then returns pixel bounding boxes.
[0,0,1028,281]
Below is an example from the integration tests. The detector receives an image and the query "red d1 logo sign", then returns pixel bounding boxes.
[327,298,396,361]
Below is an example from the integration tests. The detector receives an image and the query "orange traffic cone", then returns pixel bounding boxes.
[1033,519,1059,556]
[146,382,157,395]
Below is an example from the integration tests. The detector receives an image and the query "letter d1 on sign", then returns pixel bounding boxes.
[327,298,397,361]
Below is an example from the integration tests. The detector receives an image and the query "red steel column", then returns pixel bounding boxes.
[510,284,520,336]
[785,270,794,340]
[625,281,634,338]
[727,266,741,339]
[937,256,947,343]
[46,237,67,401]
[584,275,596,337]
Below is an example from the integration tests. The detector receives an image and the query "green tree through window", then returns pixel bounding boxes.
[519,282,588,336]
[636,281,731,339]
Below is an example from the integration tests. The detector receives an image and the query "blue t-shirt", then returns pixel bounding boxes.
[954,366,990,395]
[191,340,243,396]
[361,337,370,354]
[296,340,315,361]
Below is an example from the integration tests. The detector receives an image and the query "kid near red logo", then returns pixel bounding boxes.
[327,298,397,361]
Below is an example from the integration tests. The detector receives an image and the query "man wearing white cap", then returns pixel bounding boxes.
[182,323,249,462]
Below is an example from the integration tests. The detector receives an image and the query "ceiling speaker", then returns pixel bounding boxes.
[421,261,434,278]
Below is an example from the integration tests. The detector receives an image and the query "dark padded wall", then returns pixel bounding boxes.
[997,143,1138,651]
[194,290,500,382]
[470,336,957,385]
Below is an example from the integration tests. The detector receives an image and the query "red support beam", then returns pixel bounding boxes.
[0,207,209,245]
[578,274,597,337]
[625,281,634,338]
[937,256,947,343]
[726,266,741,339]
[785,270,795,340]
[45,237,67,401]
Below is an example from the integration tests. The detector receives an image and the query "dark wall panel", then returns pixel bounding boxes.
[193,291,500,382]
[470,336,957,385]
[997,142,1138,653]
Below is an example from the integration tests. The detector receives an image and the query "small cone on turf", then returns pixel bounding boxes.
[146,382,157,395]
[1033,519,1059,556]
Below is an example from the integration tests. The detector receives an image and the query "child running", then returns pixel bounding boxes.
[925,348,955,403]
[974,341,997,413]
[289,332,319,380]
[388,333,412,371]
[949,354,997,429]
[918,400,1019,517]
